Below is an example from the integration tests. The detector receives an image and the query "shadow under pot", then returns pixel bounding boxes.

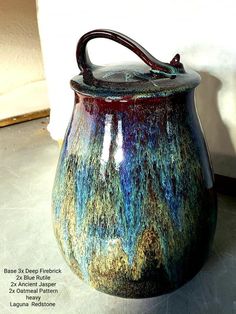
[52,29,217,298]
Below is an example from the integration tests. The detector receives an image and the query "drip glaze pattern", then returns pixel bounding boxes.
[52,92,217,298]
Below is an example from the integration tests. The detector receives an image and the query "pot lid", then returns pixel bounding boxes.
[71,29,200,98]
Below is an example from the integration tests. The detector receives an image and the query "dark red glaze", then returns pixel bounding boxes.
[76,29,185,86]
[52,29,217,298]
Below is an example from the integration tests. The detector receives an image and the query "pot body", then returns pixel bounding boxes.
[52,90,217,298]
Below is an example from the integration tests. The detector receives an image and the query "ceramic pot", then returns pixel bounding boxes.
[52,29,217,298]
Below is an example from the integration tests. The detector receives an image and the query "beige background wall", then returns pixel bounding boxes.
[0,0,48,120]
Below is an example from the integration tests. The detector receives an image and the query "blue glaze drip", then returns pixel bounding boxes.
[75,163,91,232]
[52,91,217,297]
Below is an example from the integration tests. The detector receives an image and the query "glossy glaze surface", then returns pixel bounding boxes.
[72,29,199,98]
[52,91,217,298]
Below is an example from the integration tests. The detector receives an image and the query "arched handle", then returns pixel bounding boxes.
[76,29,184,82]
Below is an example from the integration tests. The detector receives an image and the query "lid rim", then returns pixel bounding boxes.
[70,67,201,99]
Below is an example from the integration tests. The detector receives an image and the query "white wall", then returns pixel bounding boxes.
[0,0,48,119]
[37,0,236,177]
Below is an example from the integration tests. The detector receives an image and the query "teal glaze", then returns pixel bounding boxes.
[52,29,217,298]
[52,91,217,298]
[71,64,201,98]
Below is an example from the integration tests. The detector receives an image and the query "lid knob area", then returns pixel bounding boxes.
[76,29,185,86]
[170,53,184,69]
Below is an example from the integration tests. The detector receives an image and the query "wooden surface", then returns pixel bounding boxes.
[0,109,50,127]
